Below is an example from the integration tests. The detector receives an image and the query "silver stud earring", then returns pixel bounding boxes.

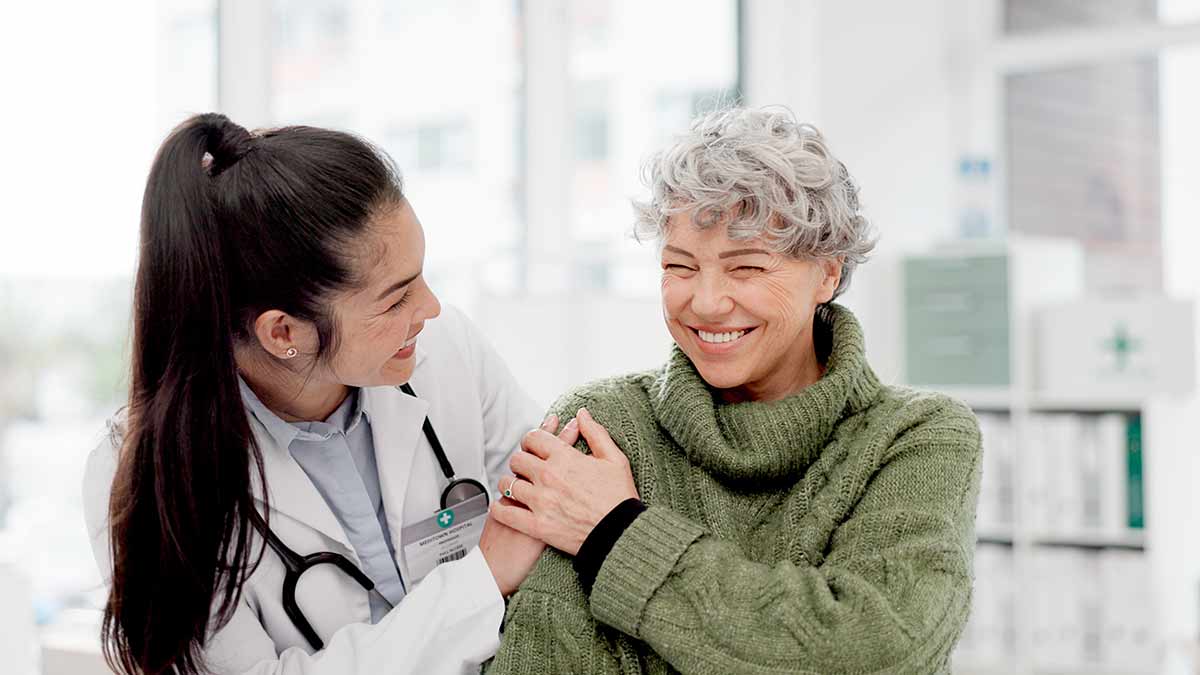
[284,347,298,359]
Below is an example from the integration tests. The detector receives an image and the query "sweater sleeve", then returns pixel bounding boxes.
[587,403,981,675]
[486,580,629,675]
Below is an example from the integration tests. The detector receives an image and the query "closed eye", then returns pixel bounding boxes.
[734,266,765,273]
[663,263,696,272]
[387,291,410,312]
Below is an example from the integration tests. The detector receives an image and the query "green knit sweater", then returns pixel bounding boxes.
[488,304,982,675]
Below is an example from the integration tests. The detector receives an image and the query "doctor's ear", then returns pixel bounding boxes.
[253,310,316,361]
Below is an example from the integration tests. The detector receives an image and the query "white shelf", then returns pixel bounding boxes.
[934,386,1013,410]
[976,530,1145,550]
[935,386,1147,412]
[1037,667,1146,675]
[953,664,1015,675]
[955,658,1155,675]
[1028,530,1146,550]
[1028,393,1146,412]
[976,527,1014,545]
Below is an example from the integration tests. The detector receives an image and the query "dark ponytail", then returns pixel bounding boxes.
[102,113,403,675]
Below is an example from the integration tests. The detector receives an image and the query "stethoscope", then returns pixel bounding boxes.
[261,383,489,650]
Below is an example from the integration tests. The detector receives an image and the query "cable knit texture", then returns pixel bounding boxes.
[487,304,982,675]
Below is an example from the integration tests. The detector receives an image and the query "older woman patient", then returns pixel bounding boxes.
[487,107,982,674]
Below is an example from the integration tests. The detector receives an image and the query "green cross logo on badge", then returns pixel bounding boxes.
[436,508,455,529]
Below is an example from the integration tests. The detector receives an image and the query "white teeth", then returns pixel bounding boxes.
[697,329,747,344]
[403,335,417,348]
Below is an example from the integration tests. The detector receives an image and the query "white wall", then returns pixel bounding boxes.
[0,564,36,675]
[473,292,672,411]
[1158,41,1200,653]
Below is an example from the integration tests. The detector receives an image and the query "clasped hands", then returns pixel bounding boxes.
[490,408,639,556]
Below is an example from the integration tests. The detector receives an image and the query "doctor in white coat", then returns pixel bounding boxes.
[82,114,570,675]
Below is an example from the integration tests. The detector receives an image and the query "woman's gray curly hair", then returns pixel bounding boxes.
[633,107,877,300]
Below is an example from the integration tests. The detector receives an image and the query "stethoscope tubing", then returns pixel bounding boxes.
[261,382,486,650]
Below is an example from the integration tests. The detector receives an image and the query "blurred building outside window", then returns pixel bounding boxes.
[270,0,525,306]
[565,0,739,297]
[1001,0,1200,295]
[1003,0,1200,34]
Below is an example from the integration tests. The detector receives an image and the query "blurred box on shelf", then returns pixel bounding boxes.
[1034,298,1196,400]
[975,412,1015,532]
[1029,547,1089,668]
[955,543,1016,666]
[1023,412,1143,536]
[1028,547,1157,671]
[1098,549,1158,671]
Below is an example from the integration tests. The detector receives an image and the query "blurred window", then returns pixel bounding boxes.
[565,0,740,296]
[1004,0,1200,35]
[270,0,524,307]
[1002,0,1200,294]
[1005,57,1165,292]
[0,0,218,627]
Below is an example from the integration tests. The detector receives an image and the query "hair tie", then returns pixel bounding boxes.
[203,115,256,176]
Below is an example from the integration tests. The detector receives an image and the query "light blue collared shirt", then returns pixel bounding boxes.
[239,377,406,623]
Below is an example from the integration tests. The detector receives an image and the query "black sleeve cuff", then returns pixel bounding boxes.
[572,497,646,595]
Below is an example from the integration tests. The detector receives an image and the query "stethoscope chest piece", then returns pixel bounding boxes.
[399,382,489,509]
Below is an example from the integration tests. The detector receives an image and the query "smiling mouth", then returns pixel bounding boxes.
[691,326,757,345]
[392,333,419,358]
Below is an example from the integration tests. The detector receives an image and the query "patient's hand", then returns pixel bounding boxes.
[490,408,639,556]
[481,414,580,596]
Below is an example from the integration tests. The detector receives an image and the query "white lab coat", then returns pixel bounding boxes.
[82,305,544,675]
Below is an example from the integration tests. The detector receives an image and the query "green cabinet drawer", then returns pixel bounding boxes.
[903,255,1008,293]
[904,254,1011,386]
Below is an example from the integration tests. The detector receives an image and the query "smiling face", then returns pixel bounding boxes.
[659,212,842,402]
[326,198,441,387]
[243,198,441,420]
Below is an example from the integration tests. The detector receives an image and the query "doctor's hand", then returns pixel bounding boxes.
[491,408,639,556]
[479,414,579,597]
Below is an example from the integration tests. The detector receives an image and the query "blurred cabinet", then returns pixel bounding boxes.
[902,240,1196,674]
[904,254,1010,386]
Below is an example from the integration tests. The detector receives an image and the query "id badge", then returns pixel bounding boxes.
[401,492,489,585]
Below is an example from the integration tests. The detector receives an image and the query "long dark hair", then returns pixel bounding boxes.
[103,113,403,675]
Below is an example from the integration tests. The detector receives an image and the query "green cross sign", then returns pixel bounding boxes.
[436,508,456,529]
[1101,323,1141,371]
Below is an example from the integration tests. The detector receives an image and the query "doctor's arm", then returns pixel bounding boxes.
[83,441,505,675]
[203,548,504,675]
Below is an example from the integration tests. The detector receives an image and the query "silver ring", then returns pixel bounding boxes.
[503,476,518,499]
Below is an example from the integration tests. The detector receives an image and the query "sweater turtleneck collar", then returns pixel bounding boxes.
[647,303,882,485]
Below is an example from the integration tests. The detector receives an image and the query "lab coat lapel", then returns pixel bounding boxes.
[249,418,355,552]
[363,348,431,581]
